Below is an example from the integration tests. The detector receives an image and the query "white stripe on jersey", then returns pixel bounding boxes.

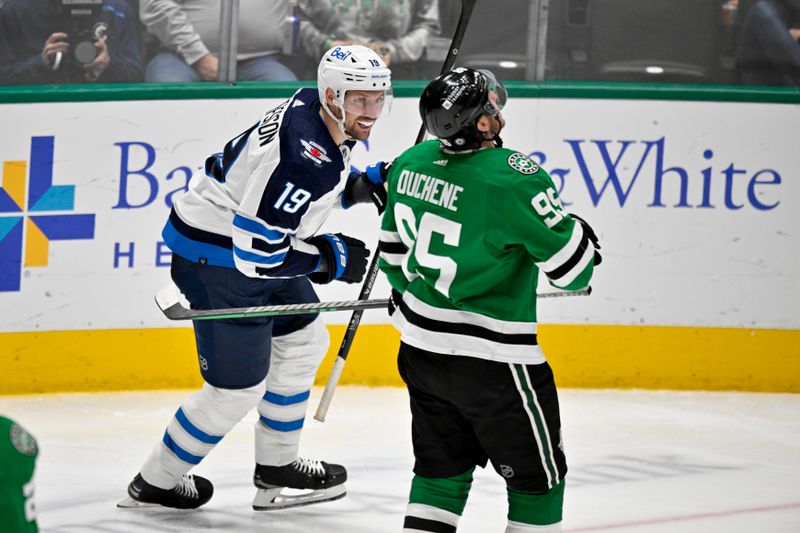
[404,292,538,335]
[392,307,545,365]
[380,229,402,242]
[535,221,583,273]
[548,245,594,288]
[393,316,546,363]
[378,229,408,266]
[379,252,404,266]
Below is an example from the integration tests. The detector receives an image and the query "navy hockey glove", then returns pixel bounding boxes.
[343,161,390,214]
[308,233,370,284]
[365,160,391,183]
[570,213,602,266]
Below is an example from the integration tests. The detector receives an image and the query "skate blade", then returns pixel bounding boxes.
[117,495,161,509]
[116,495,182,510]
[252,484,346,511]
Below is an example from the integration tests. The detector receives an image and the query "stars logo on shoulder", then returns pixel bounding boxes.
[300,139,332,166]
[10,423,38,457]
[507,152,538,175]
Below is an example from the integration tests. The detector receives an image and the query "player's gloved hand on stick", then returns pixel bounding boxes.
[308,233,370,284]
[387,289,402,316]
[570,213,603,266]
[343,161,391,214]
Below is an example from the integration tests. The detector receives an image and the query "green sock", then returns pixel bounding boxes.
[507,479,565,526]
[408,468,475,516]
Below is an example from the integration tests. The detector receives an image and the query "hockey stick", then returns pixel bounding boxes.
[314,0,478,423]
[154,284,390,321]
[155,284,590,320]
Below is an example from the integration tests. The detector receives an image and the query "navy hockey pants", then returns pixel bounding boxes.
[170,253,319,389]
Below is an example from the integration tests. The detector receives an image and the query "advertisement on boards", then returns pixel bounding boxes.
[0,96,797,333]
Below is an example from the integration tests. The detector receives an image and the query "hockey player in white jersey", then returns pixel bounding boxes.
[118,45,392,511]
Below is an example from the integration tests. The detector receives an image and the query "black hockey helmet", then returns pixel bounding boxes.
[419,67,505,149]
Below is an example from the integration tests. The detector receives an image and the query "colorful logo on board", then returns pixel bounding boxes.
[0,136,95,292]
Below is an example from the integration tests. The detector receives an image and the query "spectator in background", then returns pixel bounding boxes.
[296,0,439,79]
[140,0,297,82]
[0,0,143,85]
[736,0,800,85]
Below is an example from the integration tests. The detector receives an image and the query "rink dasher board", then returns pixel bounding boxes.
[0,95,797,393]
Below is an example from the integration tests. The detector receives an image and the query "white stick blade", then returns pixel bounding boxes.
[155,284,182,312]
[314,357,346,423]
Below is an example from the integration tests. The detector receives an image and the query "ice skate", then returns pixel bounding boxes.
[252,457,347,510]
[117,473,213,509]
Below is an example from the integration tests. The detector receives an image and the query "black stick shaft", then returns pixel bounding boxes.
[315,0,479,422]
[335,0,478,366]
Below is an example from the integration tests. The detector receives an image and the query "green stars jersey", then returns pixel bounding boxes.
[378,140,596,364]
[0,416,38,533]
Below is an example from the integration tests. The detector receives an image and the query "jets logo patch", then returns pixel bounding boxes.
[301,139,332,166]
[508,153,538,175]
[10,423,38,457]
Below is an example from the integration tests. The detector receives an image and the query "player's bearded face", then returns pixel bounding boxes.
[341,90,386,140]
[483,90,506,142]
[487,91,505,131]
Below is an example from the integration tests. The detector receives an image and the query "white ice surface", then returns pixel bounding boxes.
[1,388,798,532]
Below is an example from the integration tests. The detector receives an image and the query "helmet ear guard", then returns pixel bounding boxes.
[419,67,505,150]
[317,45,393,136]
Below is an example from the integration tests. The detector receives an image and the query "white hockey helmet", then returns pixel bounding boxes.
[317,45,393,135]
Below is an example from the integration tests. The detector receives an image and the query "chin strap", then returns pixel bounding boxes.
[487,113,504,147]
[321,98,349,139]
[490,132,504,148]
[479,128,503,148]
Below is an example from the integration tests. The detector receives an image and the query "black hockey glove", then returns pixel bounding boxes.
[570,213,603,266]
[387,289,402,316]
[307,233,370,284]
[342,161,391,214]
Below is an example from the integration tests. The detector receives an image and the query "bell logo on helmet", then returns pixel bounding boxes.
[329,47,352,61]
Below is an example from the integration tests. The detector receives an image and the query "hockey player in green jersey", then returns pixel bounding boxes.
[0,415,39,533]
[378,68,601,533]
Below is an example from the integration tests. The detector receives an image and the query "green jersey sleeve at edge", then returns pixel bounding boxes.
[496,165,595,291]
[378,179,410,294]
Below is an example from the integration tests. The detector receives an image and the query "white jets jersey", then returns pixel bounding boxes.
[162,88,356,278]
